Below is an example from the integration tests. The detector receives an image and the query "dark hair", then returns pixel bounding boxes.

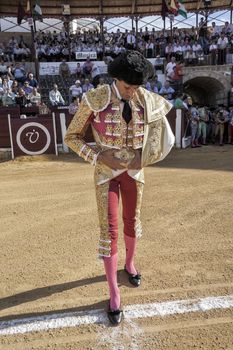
[108,50,155,85]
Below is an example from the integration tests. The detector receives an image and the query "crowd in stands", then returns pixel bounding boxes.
[0,20,233,147]
[0,19,232,65]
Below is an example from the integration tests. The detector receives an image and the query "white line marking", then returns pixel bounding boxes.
[0,294,233,335]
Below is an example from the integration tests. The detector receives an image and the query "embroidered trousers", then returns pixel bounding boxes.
[96,171,144,257]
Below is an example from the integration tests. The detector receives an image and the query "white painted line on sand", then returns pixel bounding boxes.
[0,294,233,335]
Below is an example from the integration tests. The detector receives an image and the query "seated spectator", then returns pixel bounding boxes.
[192,41,203,55]
[159,81,175,103]
[0,61,7,77]
[154,55,164,72]
[23,81,33,95]
[69,80,83,101]
[173,41,183,61]
[49,84,65,106]
[184,49,197,65]
[15,87,30,109]
[152,74,162,92]
[25,72,38,88]
[2,88,16,106]
[82,78,94,93]
[59,59,70,78]
[69,96,80,115]
[11,80,19,94]
[28,87,41,105]
[6,65,15,80]
[13,63,26,84]
[165,43,173,60]
[2,76,13,92]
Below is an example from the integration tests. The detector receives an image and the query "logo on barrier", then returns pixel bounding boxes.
[8,116,57,159]
[16,122,51,155]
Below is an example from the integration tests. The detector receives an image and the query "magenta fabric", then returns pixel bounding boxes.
[103,253,120,311]
[108,171,137,256]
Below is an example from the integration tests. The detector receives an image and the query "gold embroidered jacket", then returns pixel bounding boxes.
[64,84,174,185]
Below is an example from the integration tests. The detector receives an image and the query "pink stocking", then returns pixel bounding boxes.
[103,253,120,311]
[124,235,137,275]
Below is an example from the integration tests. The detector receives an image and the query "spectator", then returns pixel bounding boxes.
[6,65,15,80]
[68,96,80,115]
[0,61,7,77]
[165,56,176,83]
[75,62,82,79]
[209,40,218,65]
[172,60,184,94]
[145,81,152,91]
[198,17,208,54]
[2,76,13,92]
[198,105,209,145]
[82,57,94,78]
[11,80,19,94]
[59,59,70,78]
[25,72,38,88]
[2,88,16,106]
[82,78,94,93]
[184,48,197,65]
[23,81,33,95]
[15,87,30,108]
[190,105,201,148]
[28,87,41,105]
[49,84,65,106]
[159,81,175,103]
[227,105,233,144]
[152,74,162,92]
[174,93,188,109]
[13,63,26,84]
[217,32,228,65]
[69,80,83,101]
[214,107,229,145]
[91,64,101,88]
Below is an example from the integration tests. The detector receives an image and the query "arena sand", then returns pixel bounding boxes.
[0,145,233,350]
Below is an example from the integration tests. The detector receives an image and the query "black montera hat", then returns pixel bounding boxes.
[108,50,155,85]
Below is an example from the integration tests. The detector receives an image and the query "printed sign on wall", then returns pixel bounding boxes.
[8,116,58,159]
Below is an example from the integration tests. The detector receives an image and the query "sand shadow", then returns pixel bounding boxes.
[0,269,133,320]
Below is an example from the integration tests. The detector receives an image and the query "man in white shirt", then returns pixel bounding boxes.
[69,80,83,101]
[49,84,65,106]
[217,32,228,64]
[165,56,176,80]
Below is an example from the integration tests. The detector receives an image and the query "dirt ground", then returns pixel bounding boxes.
[0,145,233,350]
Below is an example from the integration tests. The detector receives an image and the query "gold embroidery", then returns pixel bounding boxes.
[135,182,144,238]
[64,99,98,164]
[147,119,163,162]
[85,84,110,112]
[95,182,111,257]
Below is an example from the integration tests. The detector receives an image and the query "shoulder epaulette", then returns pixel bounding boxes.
[138,87,173,122]
[84,84,111,112]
